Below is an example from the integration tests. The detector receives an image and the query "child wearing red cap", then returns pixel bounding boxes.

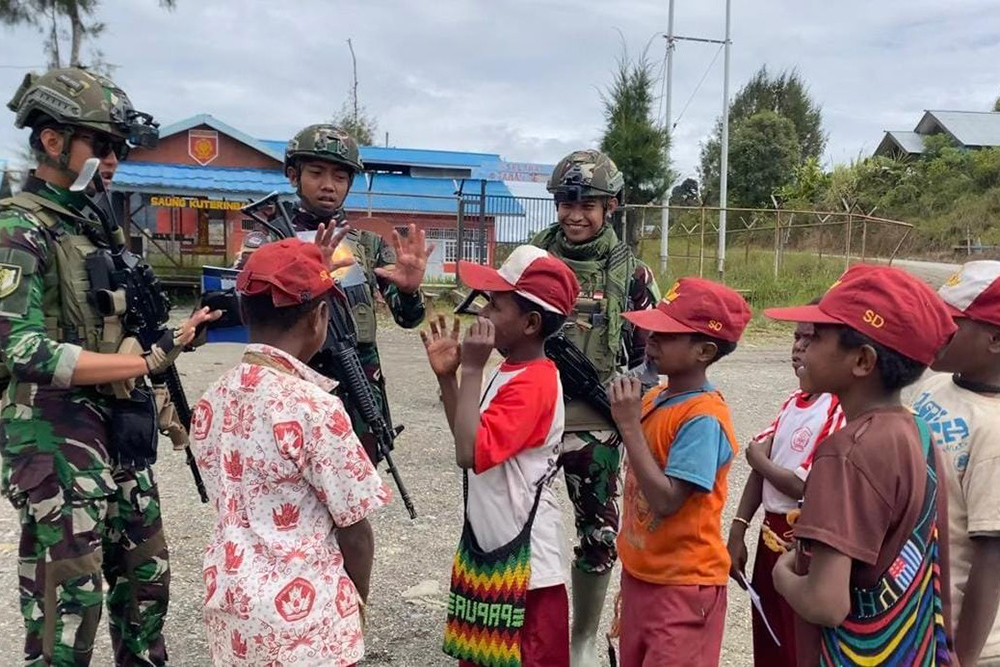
[912,260,1000,666]
[728,299,846,667]
[422,245,579,667]
[606,277,751,666]
[766,264,957,666]
[194,237,391,666]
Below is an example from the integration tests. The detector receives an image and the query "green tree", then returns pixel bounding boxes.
[728,111,800,208]
[669,177,701,206]
[0,1,175,72]
[332,100,377,146]
[993,95,1000,112]
[599,50,672,247]
[777,157,829,208]
[700,66,825,204]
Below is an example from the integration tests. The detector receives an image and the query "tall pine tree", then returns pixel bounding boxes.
[600,51,672,248]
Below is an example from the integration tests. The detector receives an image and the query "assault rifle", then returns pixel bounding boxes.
[454,290,658,426]
[70,158,208,502]
[242,194,417,519]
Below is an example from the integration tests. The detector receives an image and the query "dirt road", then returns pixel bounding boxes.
[0,323,803,666]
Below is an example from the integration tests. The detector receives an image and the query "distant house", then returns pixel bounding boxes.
[875,110,1000,158]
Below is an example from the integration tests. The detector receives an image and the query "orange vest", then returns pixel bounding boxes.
[617,386,738,586]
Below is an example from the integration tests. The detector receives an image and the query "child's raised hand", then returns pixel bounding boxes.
[420,315,462,377]
[461,317,495,370]
[609,376,644,429]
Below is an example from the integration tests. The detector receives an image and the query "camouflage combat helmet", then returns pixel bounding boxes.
[285,124,364,174]
[7,67,158,148]
[547,149,624,201]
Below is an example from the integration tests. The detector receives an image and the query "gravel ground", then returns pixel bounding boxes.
[0,320,801,667]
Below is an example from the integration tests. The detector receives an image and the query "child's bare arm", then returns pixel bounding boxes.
[727,469,764,588]
[773,542,852,626]
[452,367,483,469]
[619,419,698,517]
[337,518,375,602]
[437,375,459,433]
[747,438,806,500]
[955,536,1000,665]
[450,319,495,470]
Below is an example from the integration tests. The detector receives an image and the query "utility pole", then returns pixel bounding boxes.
[659,0,675,275]
[347,38,359,125]
[717,0,732,278]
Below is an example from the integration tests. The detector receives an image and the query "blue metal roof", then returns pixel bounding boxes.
[114,163,522,216]
[115,163,291,197]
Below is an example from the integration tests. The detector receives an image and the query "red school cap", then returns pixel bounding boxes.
[622,277,752,343]
[763,264,957,366]
[236,237,336,307]
[458,245,581,316]
[937,260,1000,329]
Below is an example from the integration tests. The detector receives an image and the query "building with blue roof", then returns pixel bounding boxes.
[118,114,549,279]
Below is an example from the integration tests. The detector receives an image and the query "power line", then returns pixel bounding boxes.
[671,43,724,132]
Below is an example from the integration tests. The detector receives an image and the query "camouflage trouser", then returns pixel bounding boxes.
[559,430,623,574]
[15,467,169,666]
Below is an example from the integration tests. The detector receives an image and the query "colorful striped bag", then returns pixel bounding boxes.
[442,470,547,667]
[819,416,951,666]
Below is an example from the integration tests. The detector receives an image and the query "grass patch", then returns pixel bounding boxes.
[636,240,843,317]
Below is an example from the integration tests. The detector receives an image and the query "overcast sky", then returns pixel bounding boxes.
[2,0,999,185]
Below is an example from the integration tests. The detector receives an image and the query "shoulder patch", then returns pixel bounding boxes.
[0,263,22,299]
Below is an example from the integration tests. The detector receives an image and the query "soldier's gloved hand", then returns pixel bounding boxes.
[144,328,184,375]
[145,307,223,373]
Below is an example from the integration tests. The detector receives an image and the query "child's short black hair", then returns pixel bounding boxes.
[690,333,738,365]
[512,293,567,340]
[241,292,326,331]
[836,326,926,391]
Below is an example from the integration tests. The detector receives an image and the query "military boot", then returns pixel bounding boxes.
[570,568,613,667]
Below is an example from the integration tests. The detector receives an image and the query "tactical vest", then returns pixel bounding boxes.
[0,193,123,357]
[340,229,378,345]
[546,242,634,432]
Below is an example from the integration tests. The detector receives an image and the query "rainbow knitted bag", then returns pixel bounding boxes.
[442,471,546,667]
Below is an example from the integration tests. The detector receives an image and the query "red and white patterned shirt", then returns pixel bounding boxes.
[753,389,845,513]
[193,344,391,666]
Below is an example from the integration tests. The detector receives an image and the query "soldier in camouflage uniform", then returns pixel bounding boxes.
[236,124,430,460]
[0,68,219,665]
[531,149,660,667]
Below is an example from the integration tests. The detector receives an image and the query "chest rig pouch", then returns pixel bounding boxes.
[0,193,124,355]
[560,243,633,384]
[339,230,378,345]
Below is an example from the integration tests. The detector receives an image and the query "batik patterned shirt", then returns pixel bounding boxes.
[194,344,391,666]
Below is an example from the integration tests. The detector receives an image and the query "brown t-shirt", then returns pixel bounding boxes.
[792,406,952,666]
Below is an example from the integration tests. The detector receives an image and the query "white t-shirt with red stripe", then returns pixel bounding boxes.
[754,390,845,513]
[467,357,566,590]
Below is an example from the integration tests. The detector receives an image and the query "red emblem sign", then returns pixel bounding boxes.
[191,400,213,440]
[275,577,316,622]
[273,421,305,462]
[791,426,813,452]
[188,129,219,166]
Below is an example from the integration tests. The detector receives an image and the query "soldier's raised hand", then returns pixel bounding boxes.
[421,315,462,377]
[374,223,434,294]
[315,222,356,272]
